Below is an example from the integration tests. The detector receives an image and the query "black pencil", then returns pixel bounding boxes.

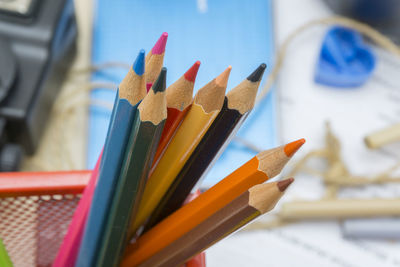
[144,64,266,231]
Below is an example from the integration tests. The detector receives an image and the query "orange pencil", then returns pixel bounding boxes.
[150,61,200,173]
[121,139,305,266]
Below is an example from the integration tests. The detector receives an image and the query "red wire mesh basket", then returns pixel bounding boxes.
[0,171,91,267]
[0,171,206,267]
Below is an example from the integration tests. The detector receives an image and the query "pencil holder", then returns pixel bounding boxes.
[0,171,206,267]
[0,171,90,267]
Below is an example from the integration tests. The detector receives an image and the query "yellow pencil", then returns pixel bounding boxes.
[129,66,232,237]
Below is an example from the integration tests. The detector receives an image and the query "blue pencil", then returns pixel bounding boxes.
[76,50,146,267]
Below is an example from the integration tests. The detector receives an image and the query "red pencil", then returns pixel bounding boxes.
[150,61,200,174]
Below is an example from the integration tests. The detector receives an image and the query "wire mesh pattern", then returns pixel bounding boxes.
[0,194,80,267]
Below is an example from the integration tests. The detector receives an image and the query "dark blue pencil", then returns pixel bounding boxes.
[75,50,146,267]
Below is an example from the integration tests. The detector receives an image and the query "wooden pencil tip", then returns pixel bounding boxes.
[215,66,232,88]
[277,178,294,192]
[151,68,167,93]
[284,138,305,157]
[184,61,201,83]
[132,49,145,76]
[152,32,168,55]
[247,63,266,82]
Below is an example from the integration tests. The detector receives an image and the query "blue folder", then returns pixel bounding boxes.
[90,0,277,186]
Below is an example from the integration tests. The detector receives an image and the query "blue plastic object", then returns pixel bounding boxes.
[315,26,376,87]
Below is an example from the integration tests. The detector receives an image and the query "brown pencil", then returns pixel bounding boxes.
[138,179,294,267]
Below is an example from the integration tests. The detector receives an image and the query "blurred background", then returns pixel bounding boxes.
[1,0,400,266]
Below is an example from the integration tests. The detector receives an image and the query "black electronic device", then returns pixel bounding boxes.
[0,0,77,171]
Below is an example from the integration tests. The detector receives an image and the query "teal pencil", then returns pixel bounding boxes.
[76,50,146,267]
[97,68,168,267]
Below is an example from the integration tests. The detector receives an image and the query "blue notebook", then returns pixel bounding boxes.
[90,0,277,186]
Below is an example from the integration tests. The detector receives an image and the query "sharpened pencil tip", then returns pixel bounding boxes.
[152,32,168,55]
[215,66,232,88]
[284,138,305,157]
[247,63,266,82]
[277,178,294,192]
[133,49,145,76]
[151,68,167,93]
[184,61,201,83]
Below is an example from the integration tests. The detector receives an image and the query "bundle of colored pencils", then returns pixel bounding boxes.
[54,33,305,267]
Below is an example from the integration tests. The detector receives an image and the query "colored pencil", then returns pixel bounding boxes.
[364,123,400,149]
[150,61,200,173]
[145,63,266,230]
[129,66,231,236]
[97,68,167,267]
[280,199,400,219]
[122,140,304,266]
[145,32,168,91]
[53,151,102,267]
[0,238,13,267]
[139,179,294,267]
[183,190,206,267]
[76,50,146,267]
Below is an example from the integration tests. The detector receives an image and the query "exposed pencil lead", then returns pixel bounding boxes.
[184,61,201,83]
[151,68,167,93]
[133,49,145,76]
[215,66,232,88]
[284,138,305,157]
[247,63,266,82]
[277,178,294,192]
[152,32,168,55]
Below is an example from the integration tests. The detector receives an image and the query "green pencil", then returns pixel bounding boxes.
[0,238,13,267]
[97,68,168,267]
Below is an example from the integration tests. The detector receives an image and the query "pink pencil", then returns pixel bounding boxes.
[52,151,103,267]
[145,32,168,91]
